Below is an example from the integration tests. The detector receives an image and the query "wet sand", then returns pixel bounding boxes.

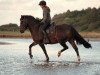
[85,38,100,41]
[0,42,13,45]
[0,38,100,75]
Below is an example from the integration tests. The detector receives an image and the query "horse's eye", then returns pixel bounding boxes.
[21,20,24,22]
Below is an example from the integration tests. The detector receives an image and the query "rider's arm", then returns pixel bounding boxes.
[41,9,48,23]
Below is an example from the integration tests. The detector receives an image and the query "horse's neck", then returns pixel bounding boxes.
[28,23,40,39]
[29,24,39,32]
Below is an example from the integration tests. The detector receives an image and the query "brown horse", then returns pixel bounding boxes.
[20,15,91,63]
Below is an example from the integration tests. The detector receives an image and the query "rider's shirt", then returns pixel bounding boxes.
[41,6,51,23]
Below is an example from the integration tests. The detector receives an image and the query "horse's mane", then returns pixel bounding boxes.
[21,15,34,20]
[21,15,41,23]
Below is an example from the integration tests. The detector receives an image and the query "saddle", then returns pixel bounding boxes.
[46,22,55,34]
[39,22,56,44]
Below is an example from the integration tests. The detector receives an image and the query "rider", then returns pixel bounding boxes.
[39,0,51,43]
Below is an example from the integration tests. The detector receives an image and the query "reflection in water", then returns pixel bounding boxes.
[0,42,13,45]
[0,38,100,75]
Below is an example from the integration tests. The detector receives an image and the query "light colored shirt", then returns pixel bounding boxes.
[41,6,51,23]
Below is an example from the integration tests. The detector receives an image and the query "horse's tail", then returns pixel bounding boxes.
[71,27,92,48]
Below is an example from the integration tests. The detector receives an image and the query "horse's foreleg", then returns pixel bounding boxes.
[58,42,68,57]
[69,40,80,64]
[29,42,37,59]
[39,44,49,62]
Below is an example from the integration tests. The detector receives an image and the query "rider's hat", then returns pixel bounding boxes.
[39,0,46,5]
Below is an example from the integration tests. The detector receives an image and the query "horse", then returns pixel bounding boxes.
[20,15,92,63]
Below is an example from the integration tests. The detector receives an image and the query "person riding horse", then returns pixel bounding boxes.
[39,0,51,43]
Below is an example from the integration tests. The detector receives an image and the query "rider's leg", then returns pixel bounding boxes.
[41,22,50,43]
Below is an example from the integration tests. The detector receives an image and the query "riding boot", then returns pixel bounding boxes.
[43,31,50,43]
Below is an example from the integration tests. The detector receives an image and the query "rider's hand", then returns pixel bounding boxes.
[40,22,44,25]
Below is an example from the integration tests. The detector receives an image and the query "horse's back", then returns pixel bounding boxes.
[48,24,73,43]
[55,24,72,32]
[49,24,72,32]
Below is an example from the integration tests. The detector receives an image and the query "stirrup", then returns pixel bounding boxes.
[43,38,49,43]
[43,37,50,44]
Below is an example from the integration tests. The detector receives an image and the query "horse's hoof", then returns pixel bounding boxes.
[29,53,33,59]
[58,51,61,57]
[78,59,80,62]
[58,54,60,57]
[44,58,49,63]
[47,58,49,62]
[76,59,80,64]
[30,55,33,59]
[77,58,80,64]
[77,61,80,64]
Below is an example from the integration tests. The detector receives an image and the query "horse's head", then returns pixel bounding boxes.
[20,15,35,33]
[20,15,28,33]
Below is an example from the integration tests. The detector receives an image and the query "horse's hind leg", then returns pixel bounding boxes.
[69,39,80,63]
[29,42,37,59]
[58,42,68,57]
[39,44,49,62]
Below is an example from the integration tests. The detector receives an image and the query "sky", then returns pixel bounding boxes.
[0,0,100,25]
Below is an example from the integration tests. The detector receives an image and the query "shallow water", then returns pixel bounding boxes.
[0,38,100,75]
